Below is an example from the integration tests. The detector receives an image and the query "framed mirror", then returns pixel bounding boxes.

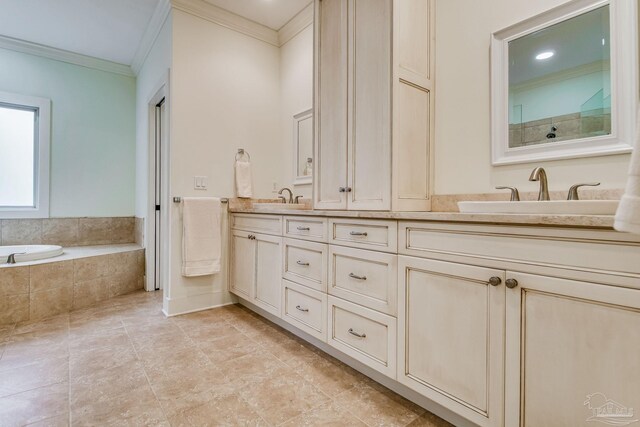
[491,0,637,165]
[293,109,313,185]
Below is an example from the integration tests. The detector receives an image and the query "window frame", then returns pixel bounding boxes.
[0,91,51,218]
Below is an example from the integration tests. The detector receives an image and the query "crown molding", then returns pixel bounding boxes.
[171,0,279,47]
[278,2,313,46]
[131,0,172,75]
[0,35,134,77]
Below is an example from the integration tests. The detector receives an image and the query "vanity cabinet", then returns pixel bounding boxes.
[504,272,640,427]
[229,230,282,316]
[314,0,435,211]
[397,256,505,427]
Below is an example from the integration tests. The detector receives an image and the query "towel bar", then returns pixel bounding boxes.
[173,197,229,203]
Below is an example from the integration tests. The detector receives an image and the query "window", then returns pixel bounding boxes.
[0,91,50,218]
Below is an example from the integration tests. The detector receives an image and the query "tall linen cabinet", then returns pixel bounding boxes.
[313,0,435,211]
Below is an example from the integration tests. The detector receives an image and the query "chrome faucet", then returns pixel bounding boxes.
[529,167,550,201]
[278,187,294,204]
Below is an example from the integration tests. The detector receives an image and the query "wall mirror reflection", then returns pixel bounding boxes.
[491,0,637,165]
[293,108,313,185]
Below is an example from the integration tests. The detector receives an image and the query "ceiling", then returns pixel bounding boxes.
[0,0,160,65]
[202,0,311,30]
[509,5,610,85]
[0,0,311,67]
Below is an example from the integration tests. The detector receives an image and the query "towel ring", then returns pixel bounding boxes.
[235,148,250,161]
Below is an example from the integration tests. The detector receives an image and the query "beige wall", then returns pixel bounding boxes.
[433,0,632,195]
[280,25,314,199]
[166,9,283,313]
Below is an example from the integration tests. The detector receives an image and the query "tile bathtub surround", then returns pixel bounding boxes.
[134,217,144,246]
[0,291,453,427]
[0,217,136,246]
[0,248,144,325]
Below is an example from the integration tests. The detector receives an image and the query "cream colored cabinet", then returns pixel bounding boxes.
[229,229,282,317]
[505,272,640,427]
[397,256,505,427]
[314,0,434,211]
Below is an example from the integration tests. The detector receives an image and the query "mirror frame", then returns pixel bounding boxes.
[490,0,638,165]
[293,108,313,185]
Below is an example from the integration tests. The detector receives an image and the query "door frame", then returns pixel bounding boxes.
[146,71,171,292]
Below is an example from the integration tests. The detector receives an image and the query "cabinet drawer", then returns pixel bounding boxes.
[282,280,327,342]
[329,246,397,315]
[327,296,396,378]
[283,239,328,292]
[284,216,328,242]
[231,214,282,235]
[399,222,640,281]
[329,218,397,253]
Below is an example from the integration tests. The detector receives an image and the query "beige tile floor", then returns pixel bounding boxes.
[0,290,454,427]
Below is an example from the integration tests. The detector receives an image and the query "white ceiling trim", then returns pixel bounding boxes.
[171,0,279,47]
[277,3,313,46]
[0,34,134,77]
[132,0,172,74]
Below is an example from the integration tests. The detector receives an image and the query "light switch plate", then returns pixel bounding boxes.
[194,176,208,190]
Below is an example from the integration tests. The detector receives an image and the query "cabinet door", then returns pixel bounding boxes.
[397,256,505,427]
[314,0,348,210]
[252,233,282,317]
[230,230,256,300]
[347,0,392,211]
[505,272,640,427]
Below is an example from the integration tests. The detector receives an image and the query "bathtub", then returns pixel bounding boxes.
[0,245,64,264]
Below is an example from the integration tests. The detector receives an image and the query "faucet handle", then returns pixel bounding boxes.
[495,186,520,201]
[293,195,303,204]
[567,183,600,200]
[277,195,287,204]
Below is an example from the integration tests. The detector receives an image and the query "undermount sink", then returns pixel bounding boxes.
[457,200,619,215]
[252,203,308,210]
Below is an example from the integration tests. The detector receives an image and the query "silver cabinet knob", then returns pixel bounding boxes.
[348,328,366,338]
[489,276,502,286]
[505,278,519,289]
[339,187,346,193]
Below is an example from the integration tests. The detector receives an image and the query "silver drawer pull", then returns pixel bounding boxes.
[348,328,366,338]
[296,226,311,231]
[296,260,310,266]
[349,273,367,281]
[296,305,309,312]
[349,231,368,237]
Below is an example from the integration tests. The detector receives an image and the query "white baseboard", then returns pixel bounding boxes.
[163,290,235,316]
[238,298,477,427]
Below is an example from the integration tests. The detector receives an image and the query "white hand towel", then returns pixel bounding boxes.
[181,197,221,277]
[614,112,640,235]
[235,160,253,198]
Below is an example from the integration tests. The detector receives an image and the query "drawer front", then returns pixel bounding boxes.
[284,217,328,242]
[399,222,640,283]
[329,219,397,253]
[328,296,396,378]
[283,239,328,291]
[282,280,327,342]
[231,214,282,235]
[329,246,397,315]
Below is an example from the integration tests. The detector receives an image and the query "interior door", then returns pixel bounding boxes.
[230,230,255,300]
[153,98,166,290]
[397,256,505,427]
[505,272,640,427]
[348,0,391,210]
[253,233,282,316]
[314,0,348,210]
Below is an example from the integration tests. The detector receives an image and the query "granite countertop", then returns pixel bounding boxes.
[228,207,615,228]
